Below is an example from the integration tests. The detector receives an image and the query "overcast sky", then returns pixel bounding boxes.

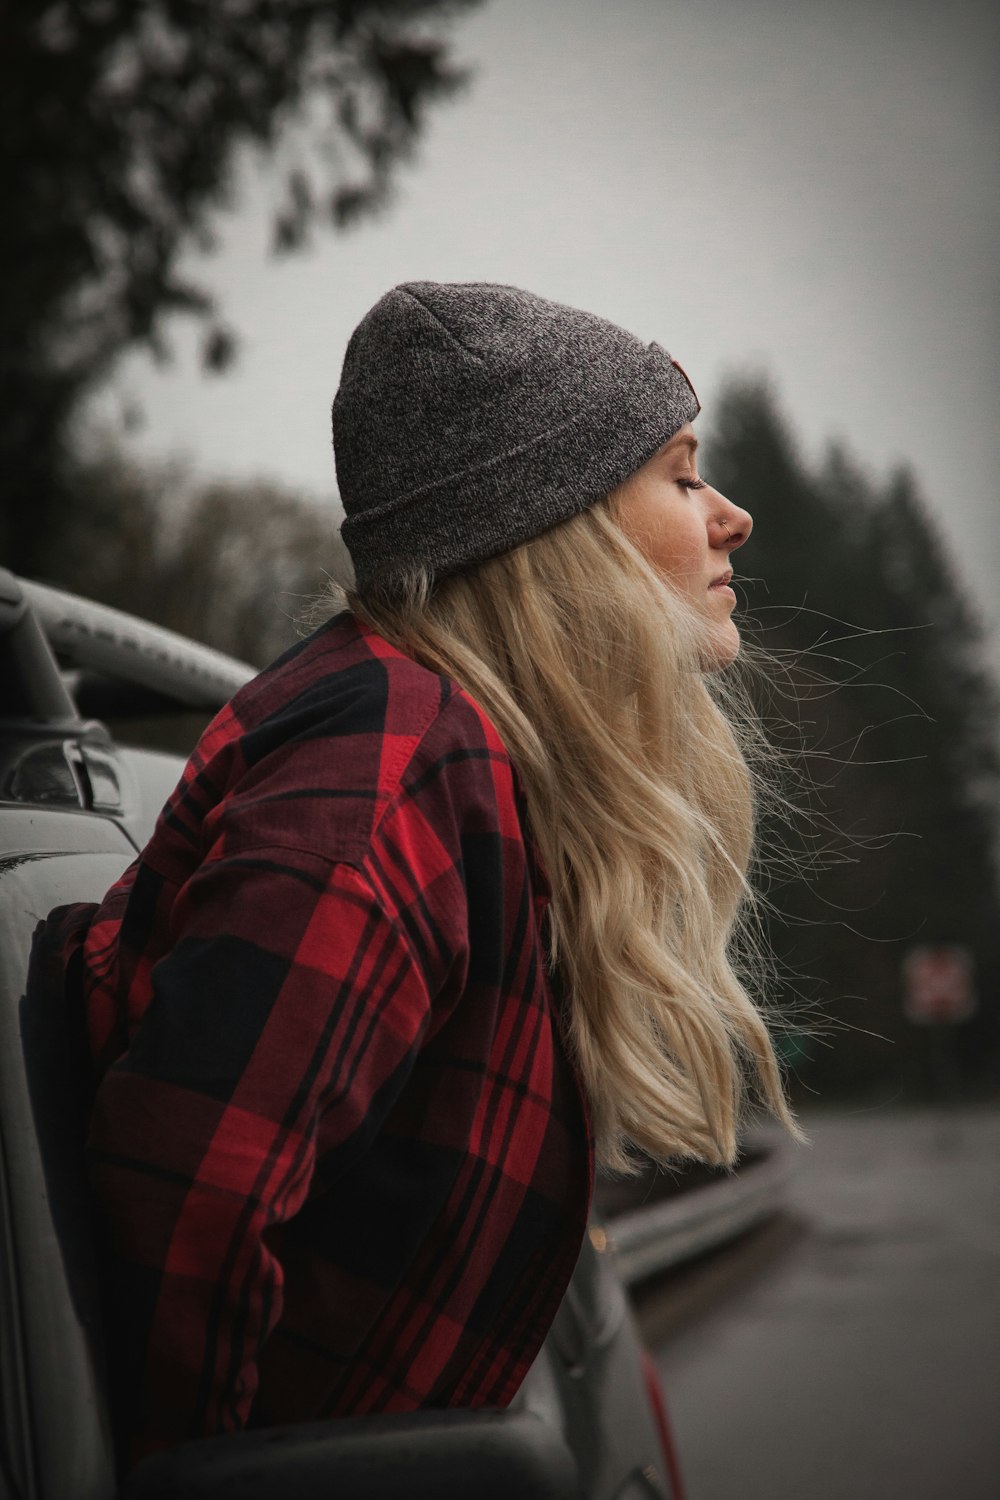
[96,0,1000,657]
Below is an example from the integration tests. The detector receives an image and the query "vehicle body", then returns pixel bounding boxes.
[0,571,683,1500]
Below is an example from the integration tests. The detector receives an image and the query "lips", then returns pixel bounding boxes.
[709,570,734,589]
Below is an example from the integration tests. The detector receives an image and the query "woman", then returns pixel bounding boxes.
[63,281,798,1465]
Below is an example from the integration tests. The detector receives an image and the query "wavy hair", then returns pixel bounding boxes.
[312,499,800,1172]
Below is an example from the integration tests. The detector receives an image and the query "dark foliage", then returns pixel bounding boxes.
[0,0,481,574]
[706,378,1000,1103]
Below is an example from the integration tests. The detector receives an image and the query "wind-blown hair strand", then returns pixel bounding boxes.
[312,498,800,1173]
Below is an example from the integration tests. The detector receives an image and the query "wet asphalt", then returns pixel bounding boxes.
[641,1107,1000,1500]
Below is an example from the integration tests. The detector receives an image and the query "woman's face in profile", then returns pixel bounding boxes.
[613,423,753,665]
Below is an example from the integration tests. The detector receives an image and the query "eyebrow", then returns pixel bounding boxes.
[659,433,698,457]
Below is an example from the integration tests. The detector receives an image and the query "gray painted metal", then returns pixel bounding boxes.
[606,1144,792,1286]
[19,579,255,709]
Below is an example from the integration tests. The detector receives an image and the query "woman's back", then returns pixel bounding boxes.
[54,610,591,1465]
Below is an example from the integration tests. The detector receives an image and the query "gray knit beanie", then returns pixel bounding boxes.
[332,281,700,592]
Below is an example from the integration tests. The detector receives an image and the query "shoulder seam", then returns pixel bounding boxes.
[208,841,374,880]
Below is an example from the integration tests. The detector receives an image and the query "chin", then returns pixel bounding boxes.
[700,619,742,672]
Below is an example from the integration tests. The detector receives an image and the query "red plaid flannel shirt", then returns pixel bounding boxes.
[54,613,592,1466]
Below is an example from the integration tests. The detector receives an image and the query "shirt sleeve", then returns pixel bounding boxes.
[87,845,437,1467]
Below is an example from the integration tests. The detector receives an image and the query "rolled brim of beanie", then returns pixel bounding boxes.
[341,344,698,592]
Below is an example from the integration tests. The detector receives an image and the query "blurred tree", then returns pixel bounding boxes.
[51,441,348,666]
[0,0,482,575]
[706,378,1000,1101]
[162,477,350,666]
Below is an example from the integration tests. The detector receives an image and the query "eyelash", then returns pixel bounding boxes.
[678,476,707,491]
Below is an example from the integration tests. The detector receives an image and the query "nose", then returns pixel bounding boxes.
[710,493,752,550]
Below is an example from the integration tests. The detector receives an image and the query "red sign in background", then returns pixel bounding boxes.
[902,945,977,1025]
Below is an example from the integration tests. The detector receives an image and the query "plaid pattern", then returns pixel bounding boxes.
[52,613,592,1467]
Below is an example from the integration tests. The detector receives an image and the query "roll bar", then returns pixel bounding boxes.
[13,576,255,711]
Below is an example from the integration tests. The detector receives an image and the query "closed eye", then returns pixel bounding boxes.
[677,476,707,491]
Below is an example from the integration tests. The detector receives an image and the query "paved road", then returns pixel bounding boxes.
[645,1108,1000,1500]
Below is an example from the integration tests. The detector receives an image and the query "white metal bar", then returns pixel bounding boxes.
[20,579,255,709]
[606,1145,792,1285]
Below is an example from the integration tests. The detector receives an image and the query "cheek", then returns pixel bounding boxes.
[642,523,707,596]
[663,531,706,585]
[617,493,706,589]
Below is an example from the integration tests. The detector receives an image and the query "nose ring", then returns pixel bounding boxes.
[719,519,732,540]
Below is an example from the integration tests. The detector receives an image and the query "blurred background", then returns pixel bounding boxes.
[2,2,998,1491]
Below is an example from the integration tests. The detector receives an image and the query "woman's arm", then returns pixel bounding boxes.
[88,847,435,1469]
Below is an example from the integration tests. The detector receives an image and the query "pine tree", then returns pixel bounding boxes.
[706,378,1000,1100]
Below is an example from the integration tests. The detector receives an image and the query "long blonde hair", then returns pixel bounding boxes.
[315,499,799,1172]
